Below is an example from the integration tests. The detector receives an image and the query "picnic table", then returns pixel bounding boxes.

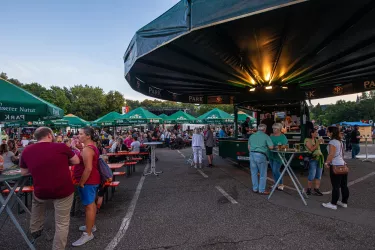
[106,151,141,156]
[0,169,35,250]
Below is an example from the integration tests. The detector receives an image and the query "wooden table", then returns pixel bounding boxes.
[106,152,139,157]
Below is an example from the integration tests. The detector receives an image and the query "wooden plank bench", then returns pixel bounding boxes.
[2,186,34,211]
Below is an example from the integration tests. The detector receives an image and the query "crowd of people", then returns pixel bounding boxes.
[0,119,368,248]
[1,127,100,248]
[248,122,349,210]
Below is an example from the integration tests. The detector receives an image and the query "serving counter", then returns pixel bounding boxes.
[218,135,328,169]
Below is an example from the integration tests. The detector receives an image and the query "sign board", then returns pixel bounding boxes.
[237,156,249,161]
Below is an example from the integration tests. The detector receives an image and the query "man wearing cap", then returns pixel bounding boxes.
[350,125,361,159]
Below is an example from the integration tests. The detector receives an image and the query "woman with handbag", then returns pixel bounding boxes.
[322,126,349,210]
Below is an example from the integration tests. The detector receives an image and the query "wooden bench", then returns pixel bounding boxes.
[104,181,121,201]
[2,186,34,210]
[2,186,34,194]
[112,171,126,181]
[124,161,137,175]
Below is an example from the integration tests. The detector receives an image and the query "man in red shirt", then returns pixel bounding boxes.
[21,127,79,250]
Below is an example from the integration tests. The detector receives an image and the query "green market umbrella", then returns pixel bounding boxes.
[164,110,196,124]
[115,107,162,125]
[63,114,90,128]
[5,119,68,128]
[158,114,169,119]
[0,78,64,122]
[197,108,234,124]
[91,111,122,127]
[234,111,256,123]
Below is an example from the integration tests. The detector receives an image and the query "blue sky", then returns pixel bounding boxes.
[0,0,356,104]
[0,0,179,100]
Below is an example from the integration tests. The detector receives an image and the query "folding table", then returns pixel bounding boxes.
[0,169,35,249]
[268,149,309,206]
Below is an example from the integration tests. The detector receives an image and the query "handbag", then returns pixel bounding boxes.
[332,142,349,175]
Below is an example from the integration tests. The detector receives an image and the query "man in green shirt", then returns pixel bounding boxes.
[248,124,273,194]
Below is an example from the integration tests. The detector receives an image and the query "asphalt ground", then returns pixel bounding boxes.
[1,146,375,250]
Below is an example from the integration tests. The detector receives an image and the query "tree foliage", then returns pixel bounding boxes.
[310,92,375,125]
[1,72,235,120]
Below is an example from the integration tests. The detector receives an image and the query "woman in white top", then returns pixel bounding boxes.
[322,126,349,210]
[191,128,205,169]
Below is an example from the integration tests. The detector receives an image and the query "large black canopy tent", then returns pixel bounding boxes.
[124,0,375,104]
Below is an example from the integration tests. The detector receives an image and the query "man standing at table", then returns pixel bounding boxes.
[20,127,80,250]
[248,124,273,195]
[351,125,361,159]
[241,117,251,138]
[261,113,274,136]
[205,125,215,168]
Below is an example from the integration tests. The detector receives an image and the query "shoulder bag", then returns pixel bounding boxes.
[332,142,349,175]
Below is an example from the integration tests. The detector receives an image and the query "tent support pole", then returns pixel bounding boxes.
[234,105,238,138]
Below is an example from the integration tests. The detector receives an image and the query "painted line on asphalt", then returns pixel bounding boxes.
[197,169,208,178]
[177,149,186,158]
[226,158,297,191]
[322,171,375,195]
[266,177,297,191]
[215,186,238,204]
[105,163,150,250]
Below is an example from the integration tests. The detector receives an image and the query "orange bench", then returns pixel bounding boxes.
[2,186,34,211]
[124,162,137,175]
[112,171,126,181]
[2,186,34,194]
[113,172,126,176]
[104,181,120,187]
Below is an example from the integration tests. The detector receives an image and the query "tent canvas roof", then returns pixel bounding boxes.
[123,0,375,104]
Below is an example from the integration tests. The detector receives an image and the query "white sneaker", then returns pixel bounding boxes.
[322,202,337,210]
[277,185,284,191]
[72,232,94,247]
[79,225,97,232]
[337,201,348,208]
[194,165,197,169]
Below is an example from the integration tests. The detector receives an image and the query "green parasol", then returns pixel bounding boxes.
[91,111,122,127]
[158,114,169,119]
[63,114,90,128]
[0,78,64,122]
[115,107,162,125]
[164,110,196,124]
[197,108,234,124]
[234,111,256,123]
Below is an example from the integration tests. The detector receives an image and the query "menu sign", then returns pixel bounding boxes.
[207,96,233,104]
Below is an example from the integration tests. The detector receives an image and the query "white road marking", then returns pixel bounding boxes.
[266,177,297,191]
[226,158,297,191]
[177,149,186,158]
[322,171,375,195]
[105,163,150,250]
[197,169,208,178]
[215,186,238,204]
